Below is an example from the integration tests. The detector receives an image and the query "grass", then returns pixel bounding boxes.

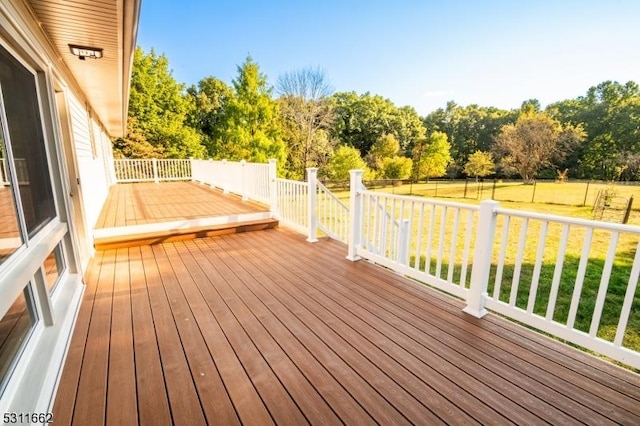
[321,182,640,354]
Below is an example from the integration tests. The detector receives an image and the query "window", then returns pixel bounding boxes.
[0,44,56,238]
[44,244,65,292]
[0,285,38,396]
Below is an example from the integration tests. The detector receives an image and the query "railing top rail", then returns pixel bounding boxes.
[317,181,348,210]
[359,188,480,211]
[497,207,640,233]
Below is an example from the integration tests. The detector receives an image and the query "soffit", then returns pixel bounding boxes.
[27,0,138,136]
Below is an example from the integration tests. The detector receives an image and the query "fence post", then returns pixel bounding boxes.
[269,159,278,218]
[464,200,499,318]
[152,158,159,183]
[395,219,410,265]
[306,167,319,243]
[347,169,364,261]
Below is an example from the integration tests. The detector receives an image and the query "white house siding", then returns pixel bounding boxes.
[67,94,111,229]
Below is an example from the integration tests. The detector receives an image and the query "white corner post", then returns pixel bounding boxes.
[189,157,195,181]
[306,167,319,243]
[269,159,278,218]
[152,158,159,183]
[464,200,499,318]
[347,169,363,261]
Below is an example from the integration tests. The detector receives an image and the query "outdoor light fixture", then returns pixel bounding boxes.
[68,44,103,60]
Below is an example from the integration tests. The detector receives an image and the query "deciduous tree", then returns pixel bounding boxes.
[127,47,204,158]
[326,146,372,181]
[464,151,495,181]
[412,131,452,181]
[494,112,585,182]
[277,67,336,179]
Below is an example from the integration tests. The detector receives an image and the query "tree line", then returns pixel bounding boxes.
[115,47,640,182]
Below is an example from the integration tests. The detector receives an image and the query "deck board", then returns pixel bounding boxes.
[95,182,268,229]
[54,227,640,425]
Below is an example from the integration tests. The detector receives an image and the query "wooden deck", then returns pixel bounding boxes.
[52,227,640,425]
[95,182,268,229]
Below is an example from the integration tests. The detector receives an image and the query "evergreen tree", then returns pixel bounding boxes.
[220,56,287,167]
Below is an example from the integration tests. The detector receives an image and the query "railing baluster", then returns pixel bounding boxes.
[615,241,640,347]
[589,231,619,337]
[509,218,529,307]
[527,221,548,314]
[426,205,435,274]
[436,206,447,279]
[459,209,474,289]
[414,203,424,270]
[567,227,594,329]
[447,208,460,284]
[546,224,570,321]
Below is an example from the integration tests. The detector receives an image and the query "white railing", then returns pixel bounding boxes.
[276,178,309,234]
[316,181,349,243]
[346,169,640,369]
[358,187,479,300]
[192,159,273,205]
[485,207,640,368]
[113,159,191,182]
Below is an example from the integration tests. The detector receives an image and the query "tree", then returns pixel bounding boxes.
[220,56,287,166]
[186,76,234,157]
[277,67,336,179]
[127,47,204,158]
[412,131,452,181]
[381,156,412,179]
[464,151,495,181]
[326,146,372,181]
[331,92,426,156]
[494,112,585,182]
[366,133,400,170]
[423,102,514,176]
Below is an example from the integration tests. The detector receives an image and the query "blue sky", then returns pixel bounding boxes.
[137,0,640,116]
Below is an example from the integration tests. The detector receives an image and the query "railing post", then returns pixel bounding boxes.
[240,160,248,200]
[347,169,363,261]
[464,200,499,318]
[189,157,194,181]
[395,219,410,265]
[222,159,229,193]
[306,167,319,243]
[269,159,278,218]
[152,158,159,183]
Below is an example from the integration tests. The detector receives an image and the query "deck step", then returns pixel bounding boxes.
[93,212,278,250]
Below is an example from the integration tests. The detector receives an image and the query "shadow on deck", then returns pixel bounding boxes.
[53,227,640,425]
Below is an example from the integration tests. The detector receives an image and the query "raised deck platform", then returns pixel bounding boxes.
[93,182,274,249]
